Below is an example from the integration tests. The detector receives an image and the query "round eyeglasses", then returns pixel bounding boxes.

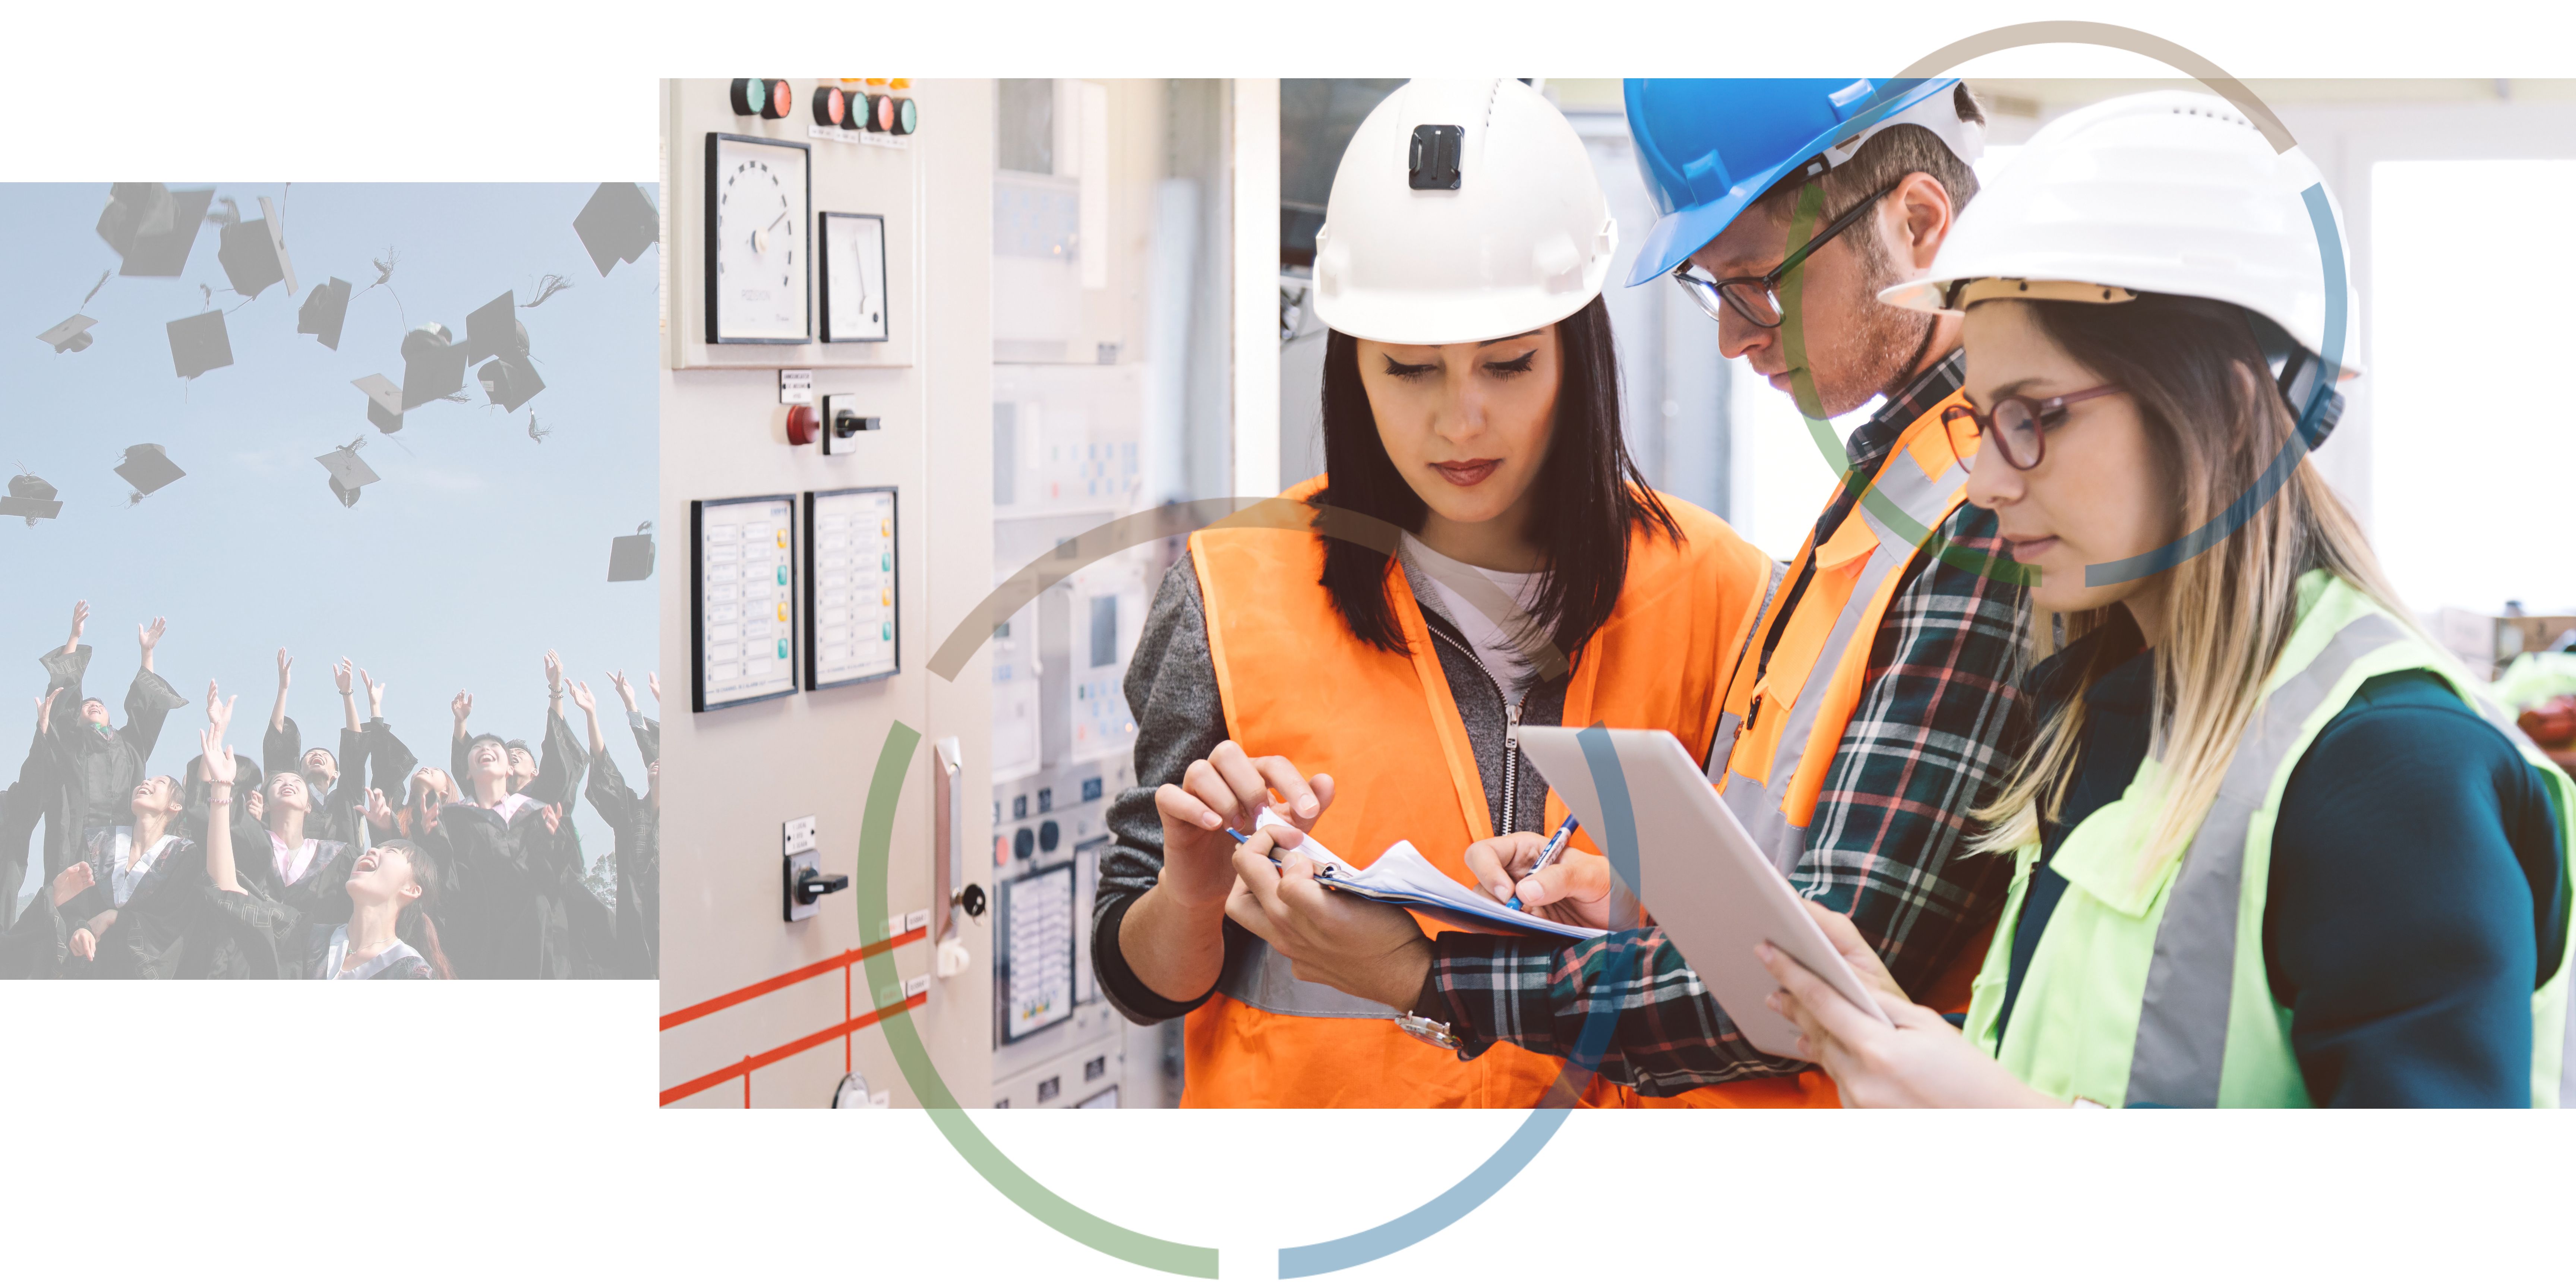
[1668,180,1903,330]
[1939,385,2125,471]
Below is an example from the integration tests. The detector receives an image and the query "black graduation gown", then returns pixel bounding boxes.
[586,738,658,980]
[0,883,70,978]
[264,716,367,845]
[0,723,48,932]
[431,796,577,979]
[196,888,435,979]
[36,645,187,884]
[58,829,200,979]
[177,820,354,979]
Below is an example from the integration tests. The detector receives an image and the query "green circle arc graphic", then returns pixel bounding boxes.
[850,27,2337,1279]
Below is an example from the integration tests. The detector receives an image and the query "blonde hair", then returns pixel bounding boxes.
[1973,294,2413,870]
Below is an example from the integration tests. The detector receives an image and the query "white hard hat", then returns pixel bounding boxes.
[1312,79,1617,346]
[1880,91,2359,379]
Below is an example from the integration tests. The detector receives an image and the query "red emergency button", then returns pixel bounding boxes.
[812,85,846,127]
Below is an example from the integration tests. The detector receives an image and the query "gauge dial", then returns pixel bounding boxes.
[705,133,812,343]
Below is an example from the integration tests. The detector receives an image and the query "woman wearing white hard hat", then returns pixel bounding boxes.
[1761,92,2575,1107]
[1089,79,1777,1107]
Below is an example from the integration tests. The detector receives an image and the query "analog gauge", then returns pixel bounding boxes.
[704,133,812,343]
[820,211,888,343]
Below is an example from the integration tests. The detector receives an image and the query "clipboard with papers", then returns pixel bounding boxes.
[1250,808,1603,941]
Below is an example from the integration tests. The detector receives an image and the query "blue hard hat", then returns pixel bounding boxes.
[1622,78,1976,288]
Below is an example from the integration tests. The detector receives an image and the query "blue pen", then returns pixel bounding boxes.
[1227,827,1289,867]
[1506,814,1580,911]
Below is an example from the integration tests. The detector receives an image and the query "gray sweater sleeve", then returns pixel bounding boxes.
[1088,550,1250,1025]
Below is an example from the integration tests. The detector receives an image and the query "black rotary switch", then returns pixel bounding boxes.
[1013,827,1034,860]
[1038,820,1060,852]
[957,883,989,919]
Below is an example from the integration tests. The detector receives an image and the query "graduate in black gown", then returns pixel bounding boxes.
[260,651,367,845]
[57,772,200,979]
[181,726,359,979]
[1,688,59,932]
[193,708,455,980]
[577,672,658,980]
[37,603,188,887]
[428,730,579,979]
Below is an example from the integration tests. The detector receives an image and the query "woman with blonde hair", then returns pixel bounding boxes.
[1762,92,2573,1107]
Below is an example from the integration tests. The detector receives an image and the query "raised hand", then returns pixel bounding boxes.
[362,668,386,718]
[569,680,596,715]
[276,648,293,686]
[543,650,564,691]
[65,600,88,654]
[333,658,353,695]
[37,687,61,737]
[206,688,237,743]
[246,789,263,822]
[198,725,237,787]
[451,690,473,728]
[607,670,637,712]
[362,787,396,833]
[647,672,659,704]
[539,802,563,835]
[51,861,95,908]
[139,616,167,656]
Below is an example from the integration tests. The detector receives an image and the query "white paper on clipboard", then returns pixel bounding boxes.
[1516,725,1893,1060]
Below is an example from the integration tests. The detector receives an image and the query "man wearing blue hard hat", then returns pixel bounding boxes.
[1401,78,2033,1106]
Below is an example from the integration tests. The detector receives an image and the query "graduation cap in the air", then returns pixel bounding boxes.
[96,184,216,277]
[38,314,97,354]
[398,323,468,410]
[2,471,62,524]
[114,444,184,502]
[298,277,351,350]
[316,443,379,508]
[215,198,297,300]
[463,290,530,365]
[478,356,545,413]
[608,522,655,582]
[573,182,660,277]
[353,374,404,434]
[167,310,233,379]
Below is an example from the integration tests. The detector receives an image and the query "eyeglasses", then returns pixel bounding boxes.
[1669,180,1903,329]
[1939,385,2125,471]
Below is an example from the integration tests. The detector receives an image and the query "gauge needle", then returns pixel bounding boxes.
[769,211,789,232]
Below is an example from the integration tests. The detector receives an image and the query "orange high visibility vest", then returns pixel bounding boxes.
[1625,391,1994,1109]
[1181,477,1774,1108]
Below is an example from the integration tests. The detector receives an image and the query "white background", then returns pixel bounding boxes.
[7,4,2576,1284]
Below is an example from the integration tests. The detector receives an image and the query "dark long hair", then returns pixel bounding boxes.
[1314,294,1680,659]
[378,838,457,980]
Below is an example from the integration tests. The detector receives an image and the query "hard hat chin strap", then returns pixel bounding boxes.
[2245,310,2343,450]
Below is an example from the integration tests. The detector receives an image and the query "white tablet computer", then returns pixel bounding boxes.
[1517,725,1891,1060]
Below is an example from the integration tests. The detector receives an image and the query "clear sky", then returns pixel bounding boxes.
[2,183,660,905]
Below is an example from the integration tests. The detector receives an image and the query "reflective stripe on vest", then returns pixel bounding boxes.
[1712,402,1972,874]
[2125,613,2408,1107]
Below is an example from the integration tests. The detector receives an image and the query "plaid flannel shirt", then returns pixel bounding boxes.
[1425,350,2033,1096]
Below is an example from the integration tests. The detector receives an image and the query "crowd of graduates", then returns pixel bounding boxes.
[0,602,658,979]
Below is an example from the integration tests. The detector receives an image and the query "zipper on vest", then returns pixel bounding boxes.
[1422,613,1527,831]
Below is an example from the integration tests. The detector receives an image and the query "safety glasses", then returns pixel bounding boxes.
[1669,180,1903,329]
[1939,385,2125,470]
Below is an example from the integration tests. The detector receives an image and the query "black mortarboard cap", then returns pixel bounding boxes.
[167,310,233,379]
[114,444,185,498]
[573,182,660,277]
[398,324,467,410]
[317,447,378,508]
[608,523,655,582]
[299,277,351,350]
[353,374,404,433]
[478,355,545,413]
[217,211,294,300]
[100,184,215,277]
[2,473,62,523]
[464,290,528,364]
[38,314,97,354]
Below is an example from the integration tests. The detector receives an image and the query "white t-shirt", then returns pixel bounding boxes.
[1403,535,1547,707]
